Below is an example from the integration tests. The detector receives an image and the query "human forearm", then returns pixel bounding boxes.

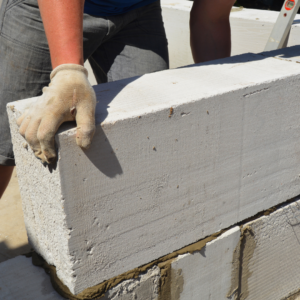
[18,0,96,164]
[38,0,85,68]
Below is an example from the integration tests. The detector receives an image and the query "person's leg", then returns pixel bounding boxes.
[0,166,14,198]
[88,0,169,83]
[82,13,111,84]
[190,0,236,63]
[0,0,51,195]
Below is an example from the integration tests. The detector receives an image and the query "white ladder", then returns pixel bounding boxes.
[264,0,300,50]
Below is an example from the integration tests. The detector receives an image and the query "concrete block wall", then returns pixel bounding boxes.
[160,198,300,300]
[238,200,300,300]
[7,46,300,295]
[2,199,300,300]
[0,256,160,300]
[161,0,300,68]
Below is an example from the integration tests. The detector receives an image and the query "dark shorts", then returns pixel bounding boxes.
[0,0,169,166]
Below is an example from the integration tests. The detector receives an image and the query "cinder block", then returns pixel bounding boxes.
[7,47,300,294]
[161,0,300,68]
[238,198,300,300]
[166,226,240,300]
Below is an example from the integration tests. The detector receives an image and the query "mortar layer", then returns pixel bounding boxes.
[32,231,224,299]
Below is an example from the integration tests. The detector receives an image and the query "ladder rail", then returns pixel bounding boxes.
[264,0,300,51]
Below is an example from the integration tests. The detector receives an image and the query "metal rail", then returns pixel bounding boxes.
[264,0,300,51]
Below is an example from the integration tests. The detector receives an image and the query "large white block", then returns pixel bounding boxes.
[161,0,300,68]
[167,226,240,300]
[8,47,300,294]
[0,256,64,300]
[0,256,159,300]
[239,198,300,300]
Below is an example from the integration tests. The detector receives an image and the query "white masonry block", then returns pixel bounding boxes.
[0,256,64,300]
[102,266,160,300]
[7,47,300,294]
[240,198,300,300]
[168,226,240,300]
[0,256,159,300]
[161,0,300,68]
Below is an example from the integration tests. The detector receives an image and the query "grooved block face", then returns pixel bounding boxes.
[7,48,300,294]
[242,198,300,300]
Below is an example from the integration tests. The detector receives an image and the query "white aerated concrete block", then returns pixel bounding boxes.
[0,256,159,300]
[103,266,160,300]
[161,0,300,68]
[169,227,240,300]
[7,47,300,294]
[0,256,64,300]
[241,198,300,300]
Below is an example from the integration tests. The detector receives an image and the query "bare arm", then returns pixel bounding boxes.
[17,0,96,164]
[38,0,85,68]
[190,0,235,63]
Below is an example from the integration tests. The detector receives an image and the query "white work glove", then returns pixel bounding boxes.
[17,64,96,164]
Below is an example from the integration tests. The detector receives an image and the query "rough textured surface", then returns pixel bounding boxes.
[0,170,30,263]
[3,200,300,300]
[164,227,240,300]
[241,198,300,300]
[161,0,300,68]
[0,256,159,300]
[7,47,300,294]
[103,267,160,300]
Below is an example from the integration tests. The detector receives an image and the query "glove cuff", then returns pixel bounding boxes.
[50,64,88,80]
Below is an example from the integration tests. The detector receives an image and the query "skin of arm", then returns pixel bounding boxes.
[16,0,96,165]
[38,0,85,68]
[190,0,236,63]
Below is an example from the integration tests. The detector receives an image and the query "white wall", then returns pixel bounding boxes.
[8,46,300,294]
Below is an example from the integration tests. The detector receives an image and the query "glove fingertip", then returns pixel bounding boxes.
[76,135,92,149]
[17,116,24,127]
[76,125,95,150]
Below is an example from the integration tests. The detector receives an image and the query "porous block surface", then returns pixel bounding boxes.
[169,227,240,300]
[7,47,300,294]
[102,266,160,300]
[163,199,300,300]
[0,256,159,300]
[241,198,300,300]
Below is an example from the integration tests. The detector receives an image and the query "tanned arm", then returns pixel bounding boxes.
[38,0,85,68]
[17,0,96,164]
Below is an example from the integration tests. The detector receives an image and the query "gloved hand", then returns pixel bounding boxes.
[17,64,96,164]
